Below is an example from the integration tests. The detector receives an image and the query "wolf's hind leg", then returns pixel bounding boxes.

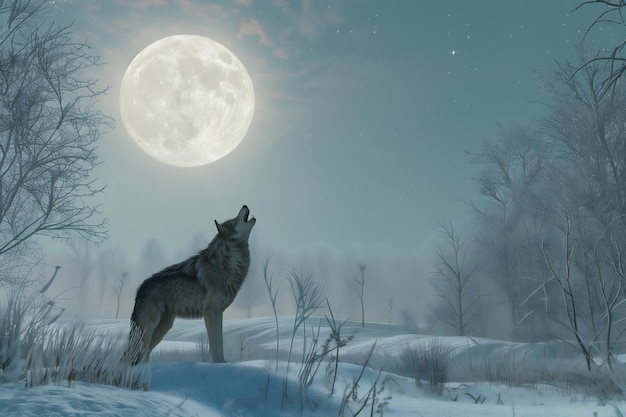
[149,312,175,351]
[131,304,161,364]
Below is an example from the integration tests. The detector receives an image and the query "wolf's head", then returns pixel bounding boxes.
[214,205,256,242]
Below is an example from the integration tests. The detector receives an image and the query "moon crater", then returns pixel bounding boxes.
[120,35,255,167]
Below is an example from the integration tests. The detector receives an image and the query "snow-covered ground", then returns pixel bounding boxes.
[0,316,623,416]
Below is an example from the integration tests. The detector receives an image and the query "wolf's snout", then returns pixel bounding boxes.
[241,205,255,224]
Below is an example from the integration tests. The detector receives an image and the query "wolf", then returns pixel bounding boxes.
[126,205,256,364]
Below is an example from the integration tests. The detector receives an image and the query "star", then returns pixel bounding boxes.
[450,49,456,56]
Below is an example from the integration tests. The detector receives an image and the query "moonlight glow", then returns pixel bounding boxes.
[119,35,255,167]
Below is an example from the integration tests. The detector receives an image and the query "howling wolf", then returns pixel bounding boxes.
[127,205,256,364]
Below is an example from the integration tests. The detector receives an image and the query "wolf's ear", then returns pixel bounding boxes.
[214,219,227,235]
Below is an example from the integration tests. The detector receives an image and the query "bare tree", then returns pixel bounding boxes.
[351,263,367,328]
[431,222,480,336]
[536,208,625,378]
[112,272,128,320]
[469,125,552,338]
[468,51,626,345]
[497,53,626,382]
[574,1,626,97]
[385,298,394,324]
[542,58,626,228]
[541,211,596,371]
[0,0,111,268]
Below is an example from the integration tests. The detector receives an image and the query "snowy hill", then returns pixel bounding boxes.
[0,316,623,416]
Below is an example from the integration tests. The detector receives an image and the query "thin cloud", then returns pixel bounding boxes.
[272,0,343,42]
[238,19,275,47]
[172,0,229,20]
[114,0,167,11]
[272,47,289,61]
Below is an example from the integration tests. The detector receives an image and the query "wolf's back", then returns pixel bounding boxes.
[132,258,209,319]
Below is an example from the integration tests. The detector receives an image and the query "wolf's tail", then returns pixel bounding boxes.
[122,319,144,366]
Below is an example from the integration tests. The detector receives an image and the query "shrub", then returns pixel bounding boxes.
[399,338,452,396]
[26,322,151,390]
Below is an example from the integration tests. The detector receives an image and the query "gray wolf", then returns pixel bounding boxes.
[126,205,256,364]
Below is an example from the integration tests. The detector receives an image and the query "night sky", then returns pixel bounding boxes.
[43,1,621,319]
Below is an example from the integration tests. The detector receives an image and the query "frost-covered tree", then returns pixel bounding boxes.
[469,51,626,372]
[431,222,479,336]
[469,124,552,339]
[112,271,128,320]
[573,1,626,97]
[0,0,113,384]
[538,56,626,371]
[96,247,129,313]
[0,0,111,279]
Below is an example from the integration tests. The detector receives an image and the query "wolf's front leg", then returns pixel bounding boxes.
[215,310,224,361]
[203,309,226,363]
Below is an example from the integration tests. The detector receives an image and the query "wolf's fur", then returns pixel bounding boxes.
[126,205,256,364]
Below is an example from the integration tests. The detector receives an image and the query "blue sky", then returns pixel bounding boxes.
[50,0,608,258]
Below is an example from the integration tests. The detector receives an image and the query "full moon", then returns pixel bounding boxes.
[119,35,255,167]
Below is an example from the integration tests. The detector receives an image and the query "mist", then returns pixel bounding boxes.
[44,232,439,329]
[15,0,624,350]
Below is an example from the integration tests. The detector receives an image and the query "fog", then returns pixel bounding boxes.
[44,232,439,329]
[4,1,625,353]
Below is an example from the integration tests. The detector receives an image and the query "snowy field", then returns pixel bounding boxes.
[0,316,624,417]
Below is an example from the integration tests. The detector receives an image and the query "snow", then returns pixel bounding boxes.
[0,316,623,416]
